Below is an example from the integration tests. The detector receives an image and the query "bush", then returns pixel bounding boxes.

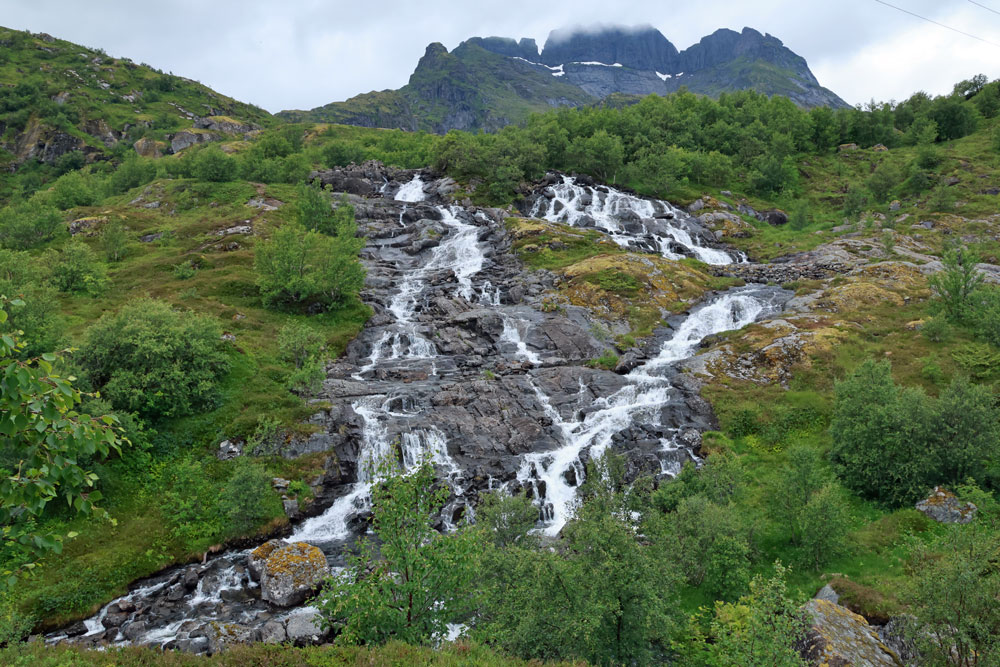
[192,147,238,182]
[841,187,868,220]
[920,316,952,343]
[160,458,224,545]
[929,245,984,323]
[100,219,129,262]
[254,223,364,311]
[49,170,100,210]
[218,457,274,535]
[79,299,230,419]
[49,239,107,294]
[831,359,1000,506]
[108,154,157,195]
[0,199,64,250]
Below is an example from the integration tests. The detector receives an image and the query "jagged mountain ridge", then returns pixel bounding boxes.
[278,24,848,132]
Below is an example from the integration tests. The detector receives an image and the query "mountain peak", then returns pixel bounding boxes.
[540,24,679,71]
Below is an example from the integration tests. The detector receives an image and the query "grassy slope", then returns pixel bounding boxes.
[9,169,369,628]
[0,26,272,164]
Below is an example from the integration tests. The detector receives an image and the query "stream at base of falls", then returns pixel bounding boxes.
[49,170,789,652]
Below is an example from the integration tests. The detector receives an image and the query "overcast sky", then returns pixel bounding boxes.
[2,0,998,113]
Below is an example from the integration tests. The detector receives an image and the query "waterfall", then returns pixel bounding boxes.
[531,176,734,265]
[395,175,428,202]
[517,288,783,535]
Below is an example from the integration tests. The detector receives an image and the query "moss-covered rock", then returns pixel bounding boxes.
[801,598,901,666]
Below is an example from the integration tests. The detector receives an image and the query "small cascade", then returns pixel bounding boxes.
[394,175,428,202]
[517,287,784,535]
[500,315,540,365]
[531,176,734,265]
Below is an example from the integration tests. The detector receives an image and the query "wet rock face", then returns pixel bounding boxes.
[251,540,328,607]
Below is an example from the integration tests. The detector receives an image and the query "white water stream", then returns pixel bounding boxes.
[530,176,734,265]
[58,172,782,649]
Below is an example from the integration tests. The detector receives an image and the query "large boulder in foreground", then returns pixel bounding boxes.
[801,598,900,666]
[915,486,977,524]
[248,539,327,607]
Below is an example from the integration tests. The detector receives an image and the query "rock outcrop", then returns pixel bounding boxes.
[801,598,901,666]
[915,486,977,524]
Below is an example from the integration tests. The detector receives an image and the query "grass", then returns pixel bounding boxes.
[3,175,369,628]
[0,640,584,666]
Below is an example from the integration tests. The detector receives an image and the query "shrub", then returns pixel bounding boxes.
[920,316,952,343]
[218,457,274,535]
[192,147,238,182]
[0,199,64,250]
[50,170,99,210]
[0,249,62,356]
[841,187,868,220]
[254,223,365,311]
[831,359,1000,506]
[108,154,156,195]
[929,245,984,323]
[160,458,224,545]
[49,239,107,294]
[79,299,230,419]
[100,220,129,262]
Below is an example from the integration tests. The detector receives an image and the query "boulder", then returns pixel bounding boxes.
[133,137,164,158]
[838,143,859,152]
[250,540,328,607]
[206,622,259,654]
[915,486,977,524]
[800,598,899,666]
[284,607,328,646]
[169,130,220,154]
[763,209,788,226]
[216,439,242,461]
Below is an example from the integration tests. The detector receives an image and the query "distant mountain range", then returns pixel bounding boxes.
[278,25,849,133]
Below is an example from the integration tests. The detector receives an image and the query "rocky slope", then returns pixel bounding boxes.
[280,24,847,131]
[48,163,792,652]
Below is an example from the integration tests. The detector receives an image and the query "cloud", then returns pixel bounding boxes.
[2,0,998,112]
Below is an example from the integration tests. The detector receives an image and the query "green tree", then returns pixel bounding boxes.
[316,459,480,646]
[867,162,900,203]
[0,199,65,250]
[0,249,62,357]
[49,239,107,295]
[695,563,808,667]
[192,147,238,182]
[904,525,1000,666]
[108,154,157,195]
[79,299,230,419]
[49,170,99,210]
[218,457,274,535]
[475,454,682,664]
[830,360,933,506]
[841,186,868,220]
[254,223,364,310]
[929,245,984,323]
[788,200,811,230]
[0,298,125,584]
[100,220,129,262]
[565,130,625,183]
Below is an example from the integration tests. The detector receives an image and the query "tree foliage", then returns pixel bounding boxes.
[254,222,364,311]
[79,299,230,419]
[316,459,480,646]
[0,298,125,584]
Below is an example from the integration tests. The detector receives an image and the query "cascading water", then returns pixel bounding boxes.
[55,170,785,652]
[516,287,784,535]
[394,175,428,202]
[531,176,734,265]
